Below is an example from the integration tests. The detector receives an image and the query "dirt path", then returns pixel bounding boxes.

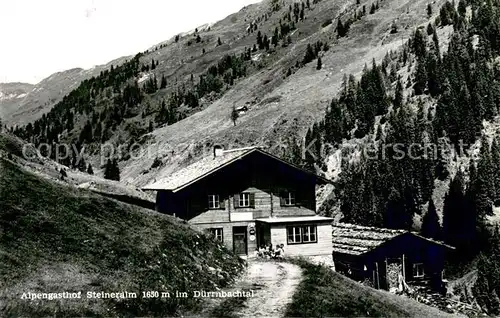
[234,261,302,317]
[199,260,303,317]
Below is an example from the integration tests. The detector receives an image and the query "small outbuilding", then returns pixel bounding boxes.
[332,223,455,293]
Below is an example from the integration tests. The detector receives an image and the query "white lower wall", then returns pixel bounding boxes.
[270,223,333,257]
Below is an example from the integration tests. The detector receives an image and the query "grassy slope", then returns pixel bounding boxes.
[286,260,458,318]
[0,158,244,317]
[0,131,155,204]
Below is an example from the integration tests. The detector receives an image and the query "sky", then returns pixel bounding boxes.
[0,0,261,84]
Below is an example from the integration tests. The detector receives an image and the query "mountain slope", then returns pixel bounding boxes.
[8,0,449,189]
[120,0,447,186]
[0,56,130,127]
[0,82,35,123]
[0,156,244,316]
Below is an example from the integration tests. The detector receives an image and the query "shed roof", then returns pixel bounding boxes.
[256,215,334,224]
[142,147,331,192]
[332,223,454,256]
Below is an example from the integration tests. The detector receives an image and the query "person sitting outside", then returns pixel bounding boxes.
[257,245,267,257]
[273,244,285,260]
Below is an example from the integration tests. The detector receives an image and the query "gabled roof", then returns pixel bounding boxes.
[142,147,332,192]
[332,223,454,256]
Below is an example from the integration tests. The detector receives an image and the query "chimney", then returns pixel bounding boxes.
[213,145,224,158]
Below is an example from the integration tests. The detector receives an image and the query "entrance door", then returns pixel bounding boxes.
[233,226,247,255]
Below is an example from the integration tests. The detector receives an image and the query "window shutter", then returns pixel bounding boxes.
[279,191,285,206]
[220,197,226,210]
[250,193,255,208]
[233,195,239,208]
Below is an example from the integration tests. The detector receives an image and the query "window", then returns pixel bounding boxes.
[413,263,424,278]
[287,226,302,244]
[302,225,317,242]
[239,193,250,207]
[208,194,220,209]
[283,192,296,206]
[234,193,254,208]
[287,225,317,244]
[208,228,223,242]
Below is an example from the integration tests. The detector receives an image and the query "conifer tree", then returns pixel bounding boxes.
[160,74,167,89]
[427,3,432,18]
[285,137,304,166]
[374,123,382,140]
[324,98,345,144]
[337,19,347,38]
[427,23,434,36]
[394,77,404,108]
[104,159,113,180]
[442,170,467,248]
[474,246,500,315]
[78,157,87,172]
[413,29,427,59]
[426,42,441,97]
[457,0,466,17]
[112,158,120,181]
[316,56,322,70]
[217,37,222,46]
[261,34,268,50]
[257,31,263,49]
[414,59,427,95]
[231,104,239,126]
[370,3,376,14]
[421,199,442,240]
[87,163,94,175]
[492,137,500,205]
[272,28,279,47]
[303,43,315,64]
[473,137,495,217]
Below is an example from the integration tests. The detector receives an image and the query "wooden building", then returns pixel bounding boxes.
[332,223,455,292]
[143,146,334,258]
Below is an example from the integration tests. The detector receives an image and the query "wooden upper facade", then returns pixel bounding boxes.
[145,147,330,223]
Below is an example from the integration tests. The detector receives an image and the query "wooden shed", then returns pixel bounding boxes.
[332,223,455,293]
